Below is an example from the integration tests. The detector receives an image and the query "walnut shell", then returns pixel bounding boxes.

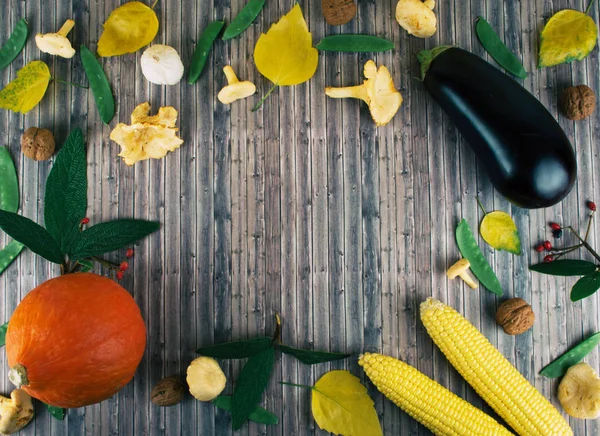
[21,127,55,161]
[150,376,186,406]
[496,298,535,335]
[322,0,356,26]
[560,85,596,121]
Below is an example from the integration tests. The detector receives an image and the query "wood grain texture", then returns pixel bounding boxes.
[1,0,599,434]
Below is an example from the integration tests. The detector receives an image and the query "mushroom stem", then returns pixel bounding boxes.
[223,66,240,85]
[458,270,478,289]
[57,19,75,37]
[8,364,28,389]
[325,85,369,103]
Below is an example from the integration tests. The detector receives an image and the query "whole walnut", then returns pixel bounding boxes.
[150,376,186,406]
[560,85,596,121]
[496,298,535,335]
[21,127,55,161]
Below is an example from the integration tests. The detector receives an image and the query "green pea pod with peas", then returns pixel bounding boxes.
[80,45,115,124]
[0,18,28,71]
[222,0,265,41]
[475,17,527,79]
[455,219,503,295]
[540,331,600,378]
[0,147,24,275]
[188,21,225,84]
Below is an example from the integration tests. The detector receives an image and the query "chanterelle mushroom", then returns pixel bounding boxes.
[446,258,478,289]
[217,66,256,104]
[558,362,600,419]
[325,60,402,126]
[35,19,76,58]
[396,0,437,38]
[0,389,34,435]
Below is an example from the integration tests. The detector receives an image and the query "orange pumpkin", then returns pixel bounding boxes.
[6,273,146,408]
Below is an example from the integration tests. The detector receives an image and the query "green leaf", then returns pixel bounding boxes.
[213,395,278,425]
[44,129,87,253]
[279,345,350,364]
[571,272,600,302]
[530,259,597,276]
[77,259,94,272]
[0,147,19,213]
[232,347,275,429]
[0,210,63,264]
[0,322,8,347]
[197,337,272,359]
[540,331,600,378]
[46,404,65,420]
[68,219,159,261]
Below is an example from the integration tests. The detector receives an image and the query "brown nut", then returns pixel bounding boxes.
[560,85,596,121]
[21,127,55,161]
[150,376,186,406]
[496,298,535,335]
[322,0,357,26]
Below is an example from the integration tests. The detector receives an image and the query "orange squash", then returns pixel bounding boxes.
[5,273,146,408]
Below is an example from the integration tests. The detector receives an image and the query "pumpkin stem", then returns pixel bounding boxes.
[8,364,29,388]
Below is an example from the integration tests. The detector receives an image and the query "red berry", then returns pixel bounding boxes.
[550,222,561,231]
[126,248,134,258]
[119,261,129,272]
[535,244,544,252]
[80,217,90,225]
[587,201,597,212]
[543,241,552,251]
[116,271,124,280]
[543,255,554,263]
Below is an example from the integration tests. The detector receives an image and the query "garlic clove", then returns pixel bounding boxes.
[141,45,185,86]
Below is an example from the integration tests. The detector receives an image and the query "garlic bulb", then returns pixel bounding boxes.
[140,45,184,85]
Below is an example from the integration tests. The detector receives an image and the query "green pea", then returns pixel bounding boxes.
[316,35,395,53]
[188,21,225,84]
[540,331,600,378]
[223,0,265,41]
[0,240,24,275]
[80,45,115,124]
[0,147,19,213]
[455,219,503,295]
[212,395,278,425]
[476,17,527,79]
[0,18,28,71]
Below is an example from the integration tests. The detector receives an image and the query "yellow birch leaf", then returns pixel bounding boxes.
[311,370,383,436]
[97,1,159,57]
[0,61,51,114]
[480,210,521,255]
[539,9,598,67]
[254,4,318,87]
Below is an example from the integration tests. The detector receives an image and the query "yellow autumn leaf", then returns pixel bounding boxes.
[253,4,318,108]
[539,9,598,67]
[0,61,51,114]
[97,1,159,57]
[311,370,382,436]
[480,211,521,255]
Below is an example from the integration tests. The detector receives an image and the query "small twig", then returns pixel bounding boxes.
[585,211,595,242]
[271,313,281,344]
[90,256,119,270]
[567,226,600,262]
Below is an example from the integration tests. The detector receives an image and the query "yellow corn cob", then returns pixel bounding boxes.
[359,352,513,435]
[420,298,572,436]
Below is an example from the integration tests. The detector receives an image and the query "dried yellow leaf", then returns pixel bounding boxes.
[480,210,521,254]
[0,61,51,114]
[110,102,183,166]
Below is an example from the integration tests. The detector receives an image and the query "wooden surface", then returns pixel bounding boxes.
[0,0,599,434]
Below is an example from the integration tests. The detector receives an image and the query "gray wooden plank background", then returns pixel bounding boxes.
[0,0,599,435]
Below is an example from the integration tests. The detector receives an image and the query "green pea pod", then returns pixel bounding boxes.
[316,35,395,53]
[0,18,28,71]
[0,147,18,213]
[0,240,24,275]
[0,322,7,347]
[188,21,225,84]
[212,395,278,425]
[476,17,527,79]
[455,219,503,295]
[223,0,265,41]
[80,45,115,124]
[540,331,600,378]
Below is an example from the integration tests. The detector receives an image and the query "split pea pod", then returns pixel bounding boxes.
[317,35,395,53]
[222,0,265,41]
[188,21,225,84]
[80,45,115,124]
[0,147,18,213]
[455,219,503,295]
[475,17,527,79]
[540,331,600,378]
[0,18,28,71]
[0,240,24,275]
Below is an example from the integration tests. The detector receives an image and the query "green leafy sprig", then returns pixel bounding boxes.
[196,315,351,430]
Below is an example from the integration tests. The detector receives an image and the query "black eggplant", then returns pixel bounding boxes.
[418,46,576,209]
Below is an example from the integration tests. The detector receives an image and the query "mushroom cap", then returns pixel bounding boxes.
[363,61,403,126]
[218,82,257,104]
[396,0,437,38]
[446,258,471,279]
[558,362,600,419]
[140,45,185,86]
[35,33,76,58]
[0,389,34,434]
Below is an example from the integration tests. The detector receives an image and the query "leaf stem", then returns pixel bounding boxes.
[567,226,600,262]
[585,211,595,241]
[475,196,487,216]
[90,256,118,269]
[280,381,312,389]
[151,0,159,9]
[252,84,277,112]
[586,0,596,15]
[271,313,281,344]
[53,78,89,89]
